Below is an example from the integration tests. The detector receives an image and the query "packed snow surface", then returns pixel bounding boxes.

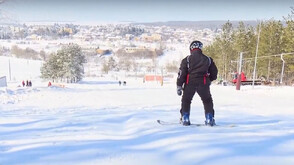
[1,78,294,165]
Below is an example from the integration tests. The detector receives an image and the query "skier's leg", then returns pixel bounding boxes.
[196,84,216,126]
[181,84,197,116]
[180,84,196,125]
[196,84,214,117]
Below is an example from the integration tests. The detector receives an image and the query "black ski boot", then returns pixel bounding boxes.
[205,113,216,126]
[180,113,191,126]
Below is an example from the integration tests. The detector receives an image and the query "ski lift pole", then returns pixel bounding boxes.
[236,52,243,90]
[280,53,285,84]
[252,22,261,88]
[161,67,163,86]
[8,58,11,81]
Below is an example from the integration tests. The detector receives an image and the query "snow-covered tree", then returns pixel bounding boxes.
[41,44,86,83]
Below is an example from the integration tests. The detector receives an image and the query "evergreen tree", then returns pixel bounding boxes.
[218,21,236,80]
[283,7,294,83]
[41,53,62,82]
[108,57,118,71]
[204,9,294,84]
[233,22,257,78]
[258,20,284,80]
[41,44,86,83]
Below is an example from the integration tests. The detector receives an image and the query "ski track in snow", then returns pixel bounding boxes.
[0,78,294,165]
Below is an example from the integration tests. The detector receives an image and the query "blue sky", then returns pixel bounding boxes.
[1,0,293,23]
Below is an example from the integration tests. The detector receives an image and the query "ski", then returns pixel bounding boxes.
[157,119,205,127]
[157,119,236,127]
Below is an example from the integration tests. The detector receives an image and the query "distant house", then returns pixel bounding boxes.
[125,34,134,40]
[96,49,111,55]
[63,27,73,34]
[26,34,42,40]
[107,36,122,41]
[141,33,162,42]
[124,46,146,53]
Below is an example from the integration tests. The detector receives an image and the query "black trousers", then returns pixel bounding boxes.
[180,82,214,117]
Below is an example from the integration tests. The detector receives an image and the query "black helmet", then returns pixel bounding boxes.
[189,40,203,51]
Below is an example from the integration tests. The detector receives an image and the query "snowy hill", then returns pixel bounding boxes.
[0,77,294,165]
[0,56,43,82]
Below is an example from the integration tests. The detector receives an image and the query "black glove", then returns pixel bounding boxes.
[177,86,182,96]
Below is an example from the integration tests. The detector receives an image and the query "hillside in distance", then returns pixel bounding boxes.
[133,20,261,29]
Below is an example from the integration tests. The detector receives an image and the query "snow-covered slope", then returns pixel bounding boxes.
[0,56,43,82]
[0,78,294,165]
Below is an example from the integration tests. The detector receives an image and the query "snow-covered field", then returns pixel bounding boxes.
[1,77,294,165]
[0,56,43,82]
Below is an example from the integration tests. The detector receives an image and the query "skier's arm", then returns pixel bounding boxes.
[177,58,188,87]
[208,58,218,81]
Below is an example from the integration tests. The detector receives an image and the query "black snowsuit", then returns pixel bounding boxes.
[177,49,218,117]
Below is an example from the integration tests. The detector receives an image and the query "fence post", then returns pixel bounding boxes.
[236,52,243,90]
[252,23,261,88]
[280,53,285,84]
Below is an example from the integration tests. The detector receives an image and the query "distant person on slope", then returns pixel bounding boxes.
[177,40,218,126]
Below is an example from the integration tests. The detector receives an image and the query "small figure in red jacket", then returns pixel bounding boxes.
[22,80,25,87]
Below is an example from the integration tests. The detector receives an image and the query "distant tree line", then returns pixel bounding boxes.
[204,7,294,84]
[115,26,145,36]
[116,48,163,59]
[100,47,164,73]
[0,24,78,40]
[10,45,48,60]
[102,56,141,73]
[41,44,86,83]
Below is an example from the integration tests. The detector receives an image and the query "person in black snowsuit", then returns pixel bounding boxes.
[177,40,218,126]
